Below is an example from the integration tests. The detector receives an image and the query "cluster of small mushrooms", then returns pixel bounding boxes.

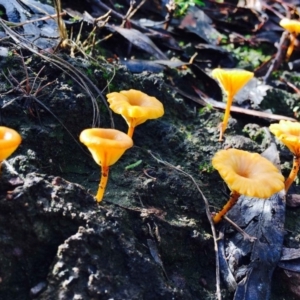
[209,16,300,221]
[80,89,164,202]
[2,17,300,219]
[210,18,300,221]
[211,119,300,223]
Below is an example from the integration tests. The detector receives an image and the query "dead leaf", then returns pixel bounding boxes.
[179,7,222,44]
[281,247,300,261]
[110,26,168,59]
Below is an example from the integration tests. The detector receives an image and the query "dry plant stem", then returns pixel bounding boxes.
[0,19,114,128]
[222,216,256,242]
[263,3,288,19]
[280,77,300,94]
[123,0,148,25]
[263,31,289,83]
[219,92,233,141]
[96,166,109,202]
[8,12,66,28]
[285,156,300,192]
[53,0,67,41]
[213,191,241,224]
[148,151,221,300]
[286,33,296,61]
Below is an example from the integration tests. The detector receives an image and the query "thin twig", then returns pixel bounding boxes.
[223,216,256,242]
[280,77,300,94]
[8,12,66,29]
[148,150,222,300]
[127,0,148,21]
[263,31,289,83]
[0,18,114,128]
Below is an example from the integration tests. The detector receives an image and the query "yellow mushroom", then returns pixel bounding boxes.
[0,126,22,173]
[269,120,300,192]
[279,18,300,60]
[211,68,254,141]
[212,148,284,223]
[106,89,164,138]
[80,128,133,202]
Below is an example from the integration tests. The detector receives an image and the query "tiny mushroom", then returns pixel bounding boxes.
[106,89,164,138]
[0,126,22,172]
[212,148,284,223]
[279,18,300,60]
[269,120,300,192]
[80,128,133,202]
[211,68,254,141]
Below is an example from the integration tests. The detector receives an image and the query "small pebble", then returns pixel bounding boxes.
[30,281,47,297]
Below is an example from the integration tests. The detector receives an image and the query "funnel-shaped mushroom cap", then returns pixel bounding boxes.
[80,128,133,167]
[211,68,254,97]
[212,149,284,198]
[280,18,300,33]
[106,89,164,128]
[0,126,22,161]
[270,120,300,156]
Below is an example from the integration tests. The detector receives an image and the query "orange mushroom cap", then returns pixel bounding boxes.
[212,148,284,198]
[79,128,133,167]
[106,89,164,128]
[279,18,300,34]
[269,120,300,156]
[211,68,254,97]
[0,126,22,161]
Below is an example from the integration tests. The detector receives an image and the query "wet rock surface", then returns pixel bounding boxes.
[0,169,213,300]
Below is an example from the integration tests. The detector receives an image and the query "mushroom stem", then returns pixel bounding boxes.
[286,33,296,61]
[219,92,233,141]
[96,165,109,202]
[285,156,300,192]
[213,191,241,224]
[127,126,135,138]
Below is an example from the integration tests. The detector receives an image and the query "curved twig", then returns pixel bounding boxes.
[148,150,222,300]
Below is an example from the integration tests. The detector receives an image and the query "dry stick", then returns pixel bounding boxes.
[148,151,222,300]
[121,0,148,27]
[263,31,289,83]
[7,12,66,28]
[263,3,288,19]
[222,216,256,242]
[127,0,148,21]
[280,77,300,94]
